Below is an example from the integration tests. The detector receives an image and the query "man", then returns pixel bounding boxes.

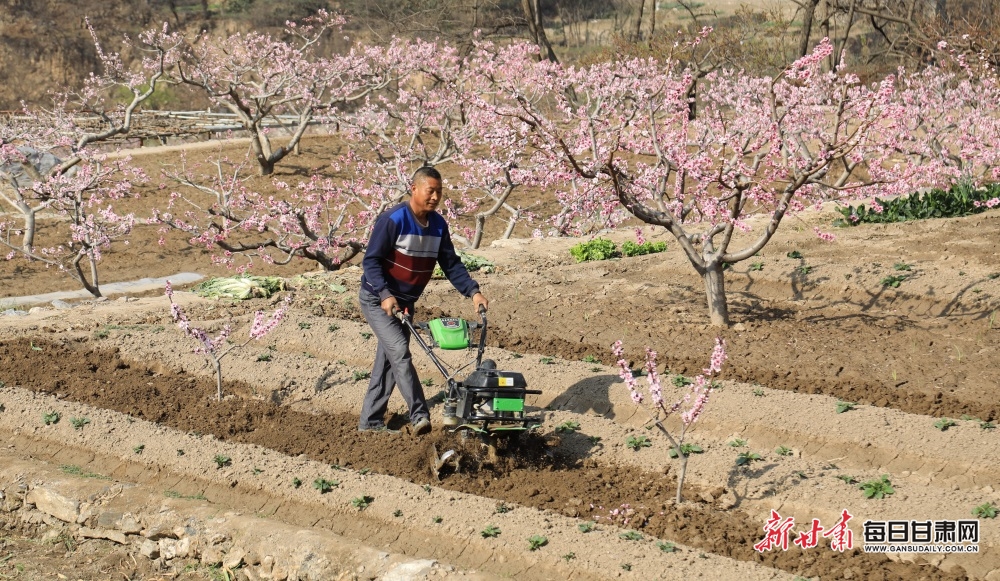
[358,166,489,434]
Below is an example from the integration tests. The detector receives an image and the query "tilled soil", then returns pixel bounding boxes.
[0,337,972,581]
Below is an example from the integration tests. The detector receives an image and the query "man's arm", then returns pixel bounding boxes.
[362,213,398,304]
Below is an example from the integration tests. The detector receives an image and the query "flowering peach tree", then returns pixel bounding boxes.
[613,338,726,504]
[475,38,934,326]
[165,280,289,400]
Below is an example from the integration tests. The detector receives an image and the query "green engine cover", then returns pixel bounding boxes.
[428,318,470,350]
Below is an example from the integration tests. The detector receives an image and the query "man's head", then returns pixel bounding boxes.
[409,166,443,219]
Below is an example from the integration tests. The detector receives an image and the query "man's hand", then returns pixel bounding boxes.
[473,292,489,314]
[381,296,400,317]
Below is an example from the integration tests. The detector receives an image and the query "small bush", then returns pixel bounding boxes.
[620,240,667,257]
[570,238,619,262]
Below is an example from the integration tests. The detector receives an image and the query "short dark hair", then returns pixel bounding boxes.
[411,165,441,184]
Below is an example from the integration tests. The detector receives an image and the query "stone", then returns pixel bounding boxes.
[139,539,159,559]
[382,560,437,581]
[77,527,129,545]
[97,511,124,529]
[119,514,142,535]
[25,487,80,523]
[28,307,46,315]
[201,547,225,566]
[50,300,72,310]
[224,547,247,570]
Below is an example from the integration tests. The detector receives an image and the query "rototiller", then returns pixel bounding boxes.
[396,307,542,435]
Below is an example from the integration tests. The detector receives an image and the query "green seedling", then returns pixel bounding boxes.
[352,370,371,381]
[797,265,812,275]
[511,352,523,358]
[590,366,602,372]
[256,352,272,362]
[621,563,632,571]
[432,515,443,523]
[775,445,793,456]
[836,401,856,414]
[672,375,692,387]
[959,270,966,276]
[728,438,747,447]
[554,420,581,433]
[30,341,42,351]
[133,444,145,455]
[880,275,906,288]
[358,467,371,475]
[749,261,764,271]
[735,451,762,466]
[292,477,302,488]
[393,509,403,517]
[351,495,373,510]
[302,352,315,359]
[540,356,555,364]
[569,238,619,262]
[752,388,765,397]
[360,332,373,340]
[587,435,602,444]
[626,434,651,451]
[421,377,434,386]
[972,503,998,519]
[94,328,110,339]
[177,449,185,456]
[43,411,60,425]
[337,359,347,365]
[981,421,996,430]
[667,443,703,458]
[619,530,643,541]
[481,525,501,538]
[960,414,978,421]
[328,324,339,332]
[562,552,576,562]
[252,467,263,475]
[423,484,432,493]
[213,454,231,468]
[528,535,548,551]
[786,250,803,259]
[893,262,912,271]
[859,475,895,499]
[934,417,957,431]
[164,490,206,501]
[583,355,600,363]
[60,465,109,480]
[837,475,858,485]
[495,501,513,514]
[578,521,596,533]
[297,322,311,330]
[70,417,90,430]
[657,541,677,553]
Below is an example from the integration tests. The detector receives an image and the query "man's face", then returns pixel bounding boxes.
[410,176,443,216]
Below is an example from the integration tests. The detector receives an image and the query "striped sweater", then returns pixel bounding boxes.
[361,202,479,304]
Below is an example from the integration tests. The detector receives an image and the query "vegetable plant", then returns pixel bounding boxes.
[934,417,957,431]
[880,275,906,288]
[626,434,651,451]
[213,454,231,468]
[43,411,60,425]
[351,495,373,510]
[313,478,339,493]
[657,541,677,553]
[554,420,580,433]
[577,521,596,533]
[775,446,792,456]
[667,443,703,458]
[859,475,895,499]
[836,401,856,413]
[133,444,145,455]
[972,503,997,519]
[735,452,762,466]
[481,525,501,538]
[619,530,643,541]
[527,535,548,551]
[728,438,747,447]
[70,417,90,430]
[569,238,618,262]
[494,501,512,514]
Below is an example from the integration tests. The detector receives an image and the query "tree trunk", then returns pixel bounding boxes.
[798,0,820,57]
[19,203,36,251]
[633,0,646,41]
[702,263,729,327]
[521,0,559,63]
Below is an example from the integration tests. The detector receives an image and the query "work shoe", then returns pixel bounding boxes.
[412,417,432,436]
[358,425,400,434]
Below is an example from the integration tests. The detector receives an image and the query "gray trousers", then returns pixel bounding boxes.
[358,289,429,429]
